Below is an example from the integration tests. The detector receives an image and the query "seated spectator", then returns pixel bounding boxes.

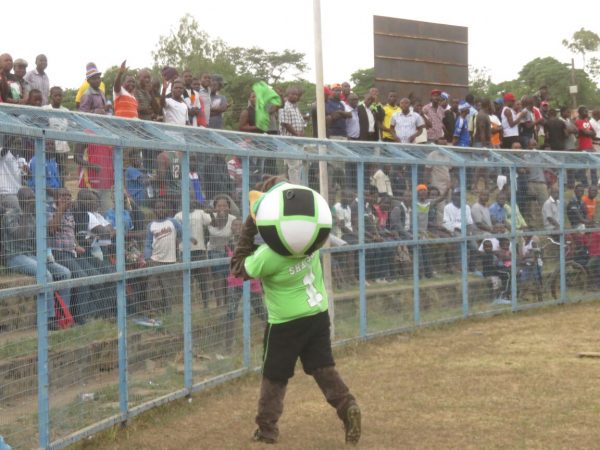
[503,194,528,230]
[370,164,393,197]
[48,188,113,323]
[126,154,150,207]
[373,194,403,281]
[425,148,453,194]
[28,139,62,204]
[489,192,509,230]
[442,189,478,272]
[582,185,598,222]
[143,198,187,315]
[2,187,71,329]
[542,186,561,232]
[471,191,504,234]
[567,184,590,229]
[481,239,510,303]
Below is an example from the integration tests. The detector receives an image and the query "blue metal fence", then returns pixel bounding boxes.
[0,103,598,449]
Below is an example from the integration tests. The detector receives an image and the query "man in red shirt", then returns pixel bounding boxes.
[575,106,597,186]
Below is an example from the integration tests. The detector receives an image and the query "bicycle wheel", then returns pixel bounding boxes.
[550,261,588,300]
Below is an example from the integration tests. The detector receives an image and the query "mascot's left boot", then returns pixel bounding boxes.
[254,377,288,443]
[312,366,361,444]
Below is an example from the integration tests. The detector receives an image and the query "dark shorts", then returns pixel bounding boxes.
[262,311,335,381]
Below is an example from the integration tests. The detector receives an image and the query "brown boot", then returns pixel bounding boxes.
[254,377,287,443]
[312,366,361,444]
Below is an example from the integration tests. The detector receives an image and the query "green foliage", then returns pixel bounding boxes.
[61,88,77,111]
[562,28,600,66]
[468,66,492,99]
[350,67,374,97]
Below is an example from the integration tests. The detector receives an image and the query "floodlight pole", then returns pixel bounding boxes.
[313,0,334,336]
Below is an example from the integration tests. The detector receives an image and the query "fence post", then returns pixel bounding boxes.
[242,155,251,368]
[459,166,469,318]
[509,165,518,310]
[113,146,128,421]
[411,164,420,326]
[559,167,566,303]
[357,161,366,337]
[181,149,193,392]
[34,136,49,449]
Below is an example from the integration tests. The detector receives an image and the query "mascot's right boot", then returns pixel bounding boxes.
[254,377,288,443]
[312,366,361,445]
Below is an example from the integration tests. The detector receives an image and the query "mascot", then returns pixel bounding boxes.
[231,177,361,445]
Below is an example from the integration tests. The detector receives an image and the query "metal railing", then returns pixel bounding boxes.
[0,103,598,449]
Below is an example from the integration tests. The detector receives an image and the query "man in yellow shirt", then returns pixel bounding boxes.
[75,62,106,109]
[380,91,401,142]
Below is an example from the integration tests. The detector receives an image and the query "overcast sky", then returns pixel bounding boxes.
[5,0,599,92]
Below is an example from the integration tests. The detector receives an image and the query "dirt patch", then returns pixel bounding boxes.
[72,301,600,450]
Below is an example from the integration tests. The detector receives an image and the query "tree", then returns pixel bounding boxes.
[562,28,600,68]
[468,66,492,99]
[350,68,374,97]
[227,47,308,85]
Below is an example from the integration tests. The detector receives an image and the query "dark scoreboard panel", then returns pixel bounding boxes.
[373,15,468,103]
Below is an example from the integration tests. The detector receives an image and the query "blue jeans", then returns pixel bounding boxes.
[6,254,71,319]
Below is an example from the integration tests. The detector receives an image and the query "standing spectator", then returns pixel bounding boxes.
[422,90,446,143]
[501,93,524,148]
[389,97,424,143]
[79,64,107,114]
[575,106,597,186]
[184,79,207,127]
[413,101,430,144]
[42,87,70,186]
[0,53,18,104]
[560,107,579,187]
[518,96,536,149]
[156,150,183,212]
[11,58,30,103]
[325,84,351,139]
[424,147,452,194]
[380,91,401,142]
[198,73,212,121]
[113,60,138,119]
[591,108,600,153]
[544,108,567,150]
[161,78,188,126]
[279,86,306,184]
[357,88,384,141]
[473,99,492,147]
[209,75,229,129]
[75,63,106,109]
[208,194,237,308]
[75,128,114,213]
[2,188,71,328]
[134,69,160,121]
[0,143,24,211]
[175,200,214,309]
[239,92,262,133]
[143,199,185,315]
[453,101,471,147]
[24,55,49,105]
[340,81,352,103]
[443,98,459,143]
[345,93,360,140]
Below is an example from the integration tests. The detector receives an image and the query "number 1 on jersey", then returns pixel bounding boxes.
[303,270,323,307]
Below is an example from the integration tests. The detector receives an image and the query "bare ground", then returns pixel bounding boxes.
[73,301,600,450]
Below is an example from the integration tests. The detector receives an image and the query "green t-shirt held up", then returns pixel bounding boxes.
[244,245,328,324]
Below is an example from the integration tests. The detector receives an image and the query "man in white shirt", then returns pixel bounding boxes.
[24,54,49,105]
[345,94,360,140]
[542,186,560,231]
[0,146,23,210]
[390,97,425,143]
[443,189,478,272]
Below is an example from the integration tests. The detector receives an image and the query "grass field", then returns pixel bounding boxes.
[70,300,600,450]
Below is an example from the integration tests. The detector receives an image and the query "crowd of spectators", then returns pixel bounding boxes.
[1,52,600,328]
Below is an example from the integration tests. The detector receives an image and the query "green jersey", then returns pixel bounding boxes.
[244,245,328,324]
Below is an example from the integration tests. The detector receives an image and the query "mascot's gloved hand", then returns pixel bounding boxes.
[230,215,258,279]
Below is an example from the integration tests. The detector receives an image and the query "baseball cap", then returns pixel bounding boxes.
[416,184,428,192]
[430,89,442,96]
[503,92,516,102]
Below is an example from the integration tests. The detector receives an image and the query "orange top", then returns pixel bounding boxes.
[114,88,138,119]
[582,195,597,220]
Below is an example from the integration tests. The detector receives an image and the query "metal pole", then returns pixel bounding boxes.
[357,162,366,337]
[411,164,420,326]
[570,58,577,109]
[459,166,469,318]
[242,156,251,368]
[509,166,518,310]
[181,149,193,392]
[313,0,334,336]
[34,137,49,449]
[559,167,566,303]
[114,146,128,421]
